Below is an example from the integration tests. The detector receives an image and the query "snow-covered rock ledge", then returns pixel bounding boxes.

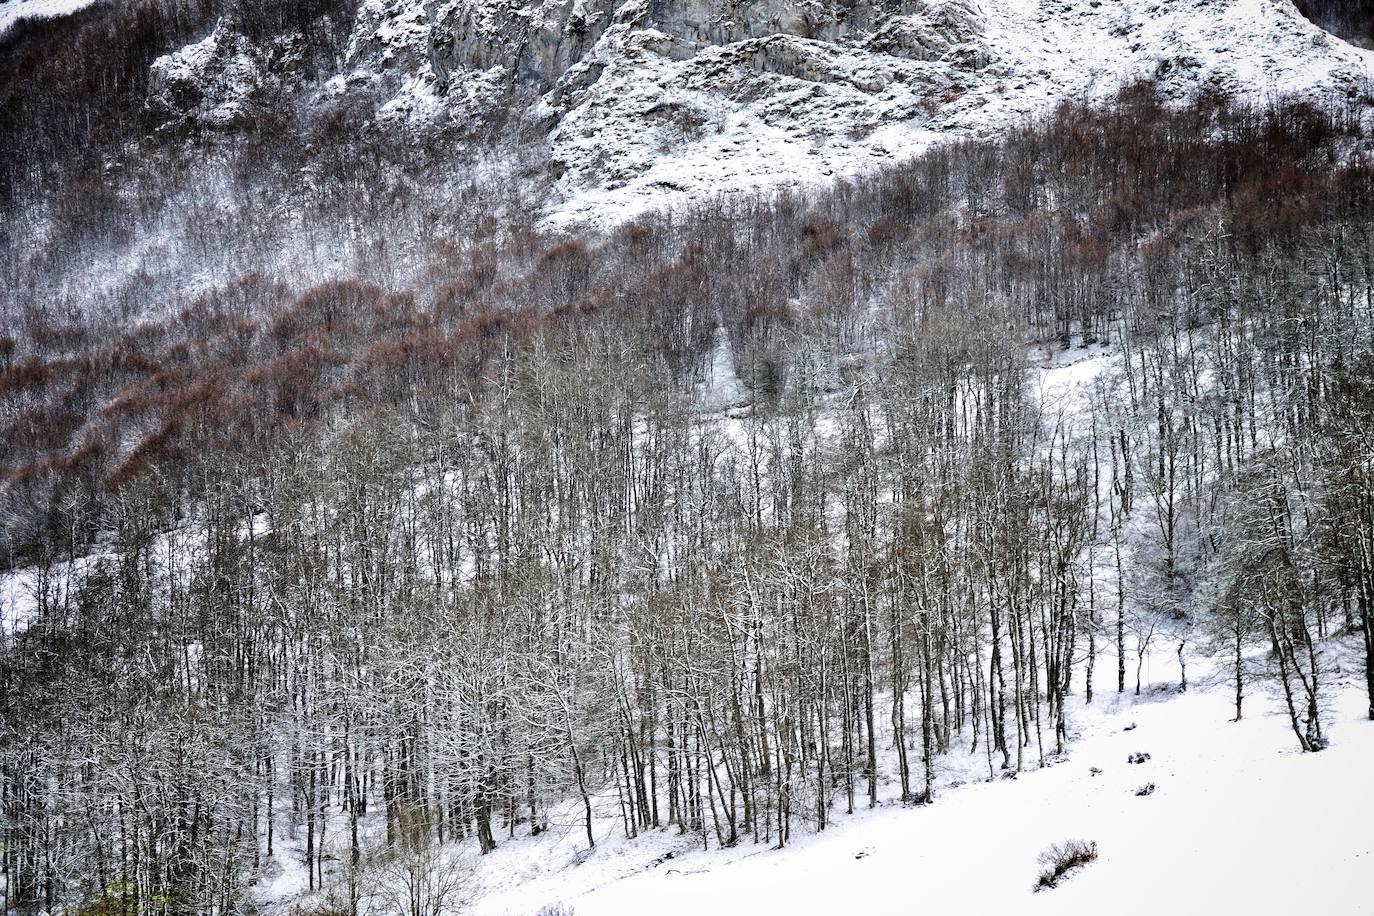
[136,0,1374,230]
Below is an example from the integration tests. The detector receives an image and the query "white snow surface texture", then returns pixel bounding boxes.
[10,1,1374,226]
[137,0,1374,227]
[0,0,99,35]
[319,653,1373,915]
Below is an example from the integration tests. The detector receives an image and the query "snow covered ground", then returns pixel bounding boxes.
[131,0,1374,231]
[460,649,1373,915]
[244,634,1369,915]
[0,0,99,36]
[538,0,1374,228]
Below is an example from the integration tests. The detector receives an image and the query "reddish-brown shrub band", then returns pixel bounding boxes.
[1,88,1370,561]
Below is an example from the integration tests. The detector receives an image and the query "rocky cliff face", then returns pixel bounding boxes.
[147,0,1374,225]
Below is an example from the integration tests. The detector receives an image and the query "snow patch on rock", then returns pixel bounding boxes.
[544,0,1374,227]
[149,20,272,129]
[145,0,1374,226]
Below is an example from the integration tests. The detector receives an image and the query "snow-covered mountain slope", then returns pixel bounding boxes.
[150,0,1373,227]
[443,652,1374,915]
[536,0,1374,226]
[0,0,100,36]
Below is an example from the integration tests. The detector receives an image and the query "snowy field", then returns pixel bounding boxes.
[460,654,1373,916]
[244,644,1373,916]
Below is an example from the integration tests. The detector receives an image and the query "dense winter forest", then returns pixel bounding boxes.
[1295,0,1374,47]
[3,74,1373,912]
[4,0,1374,910]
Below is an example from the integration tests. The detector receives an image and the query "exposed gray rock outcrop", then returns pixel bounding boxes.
[148,0,1374,225]
[150,18,306,129]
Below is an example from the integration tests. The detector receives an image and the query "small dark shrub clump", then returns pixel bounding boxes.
[1035,839,1099,891]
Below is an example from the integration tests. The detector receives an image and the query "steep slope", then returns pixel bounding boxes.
[4,18,1373,914]
[537,0,1374,225]
[150,0,1374,226]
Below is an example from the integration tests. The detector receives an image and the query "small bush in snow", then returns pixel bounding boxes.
[1034,839,1098,891]
[1136,782,1156,796]
[288,906,351,916]
[1127,751,1151,764]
